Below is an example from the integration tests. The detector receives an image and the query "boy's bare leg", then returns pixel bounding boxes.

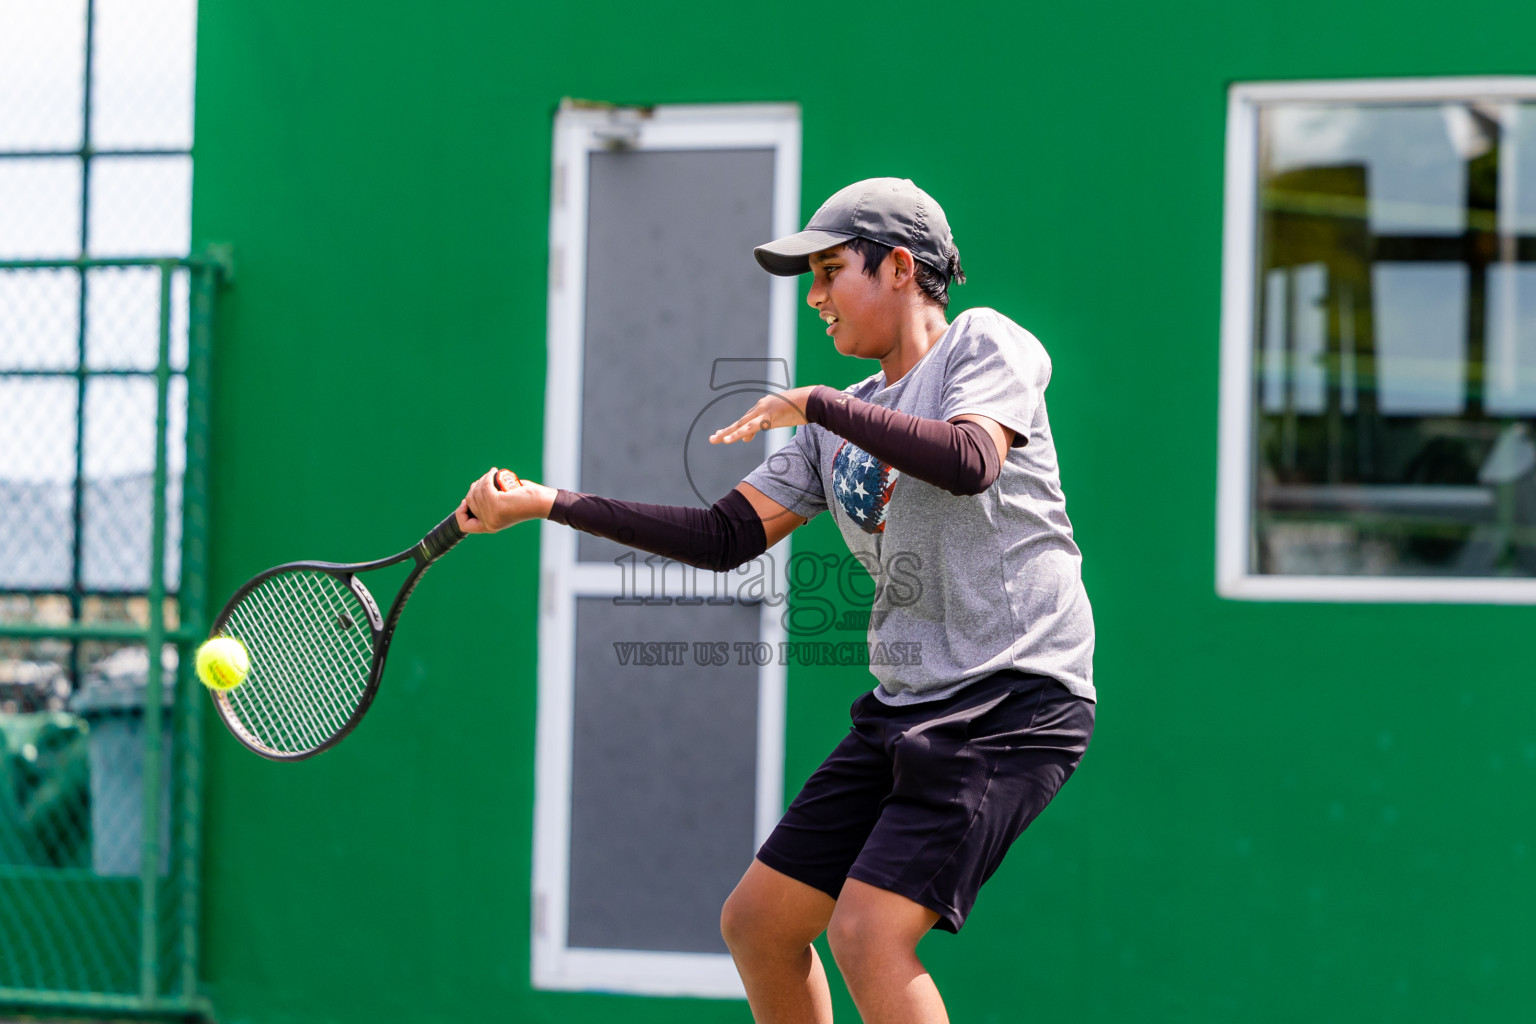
[826,879,948,1024]
[721,859,836,1024]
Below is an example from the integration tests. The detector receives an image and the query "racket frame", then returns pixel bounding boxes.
[207,512,465,761]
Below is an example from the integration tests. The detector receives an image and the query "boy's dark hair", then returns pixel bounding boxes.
[842,236,966,311]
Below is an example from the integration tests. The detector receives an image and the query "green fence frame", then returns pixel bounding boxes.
[0,251,229,1019]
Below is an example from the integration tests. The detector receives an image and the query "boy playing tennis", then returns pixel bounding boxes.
[459,177,1095,1024]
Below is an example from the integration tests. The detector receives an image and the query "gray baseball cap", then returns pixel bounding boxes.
[754,177,959,278]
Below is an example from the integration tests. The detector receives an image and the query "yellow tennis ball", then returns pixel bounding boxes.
[196,636,250,691]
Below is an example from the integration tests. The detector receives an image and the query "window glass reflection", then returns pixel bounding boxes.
[1486,266,1536,415]
[1267,105,1466,235]
[1500,105,1536,235]
[1372,264,1467,415]
[1254,99,1536,578]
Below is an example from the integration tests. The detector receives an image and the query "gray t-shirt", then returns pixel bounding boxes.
[744,307,1095,704]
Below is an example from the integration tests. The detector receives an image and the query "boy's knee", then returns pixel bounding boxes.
[719,888,755,952]
[825,905,879,973]
[720,867,831,960]
[720,886,794,957]
[826,883,934,980]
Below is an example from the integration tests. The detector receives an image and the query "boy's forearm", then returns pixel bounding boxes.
[547,488,768,572]
[804,385,1001,495]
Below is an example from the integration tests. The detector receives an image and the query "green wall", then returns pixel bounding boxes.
[193,2,1536,1021]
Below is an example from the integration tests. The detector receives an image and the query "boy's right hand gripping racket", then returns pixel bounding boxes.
[206,471,514,761]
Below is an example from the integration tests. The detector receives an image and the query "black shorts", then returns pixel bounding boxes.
[756,670,1094,933]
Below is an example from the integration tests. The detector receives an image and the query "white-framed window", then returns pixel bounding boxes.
[532,101,801,996]
[1218,77,1536,602]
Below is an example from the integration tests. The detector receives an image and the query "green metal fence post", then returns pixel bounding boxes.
[179,257,220,1001]
[138,262,175,1004]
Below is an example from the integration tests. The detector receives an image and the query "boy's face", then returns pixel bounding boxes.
[806,245,900,361]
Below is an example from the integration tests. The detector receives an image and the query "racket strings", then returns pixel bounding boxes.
[248,572,375,744]
[218,569,377,755]
[262,573,370,725]
[223,580,360,753]
[232,593,338,752]
[225,574,372,753]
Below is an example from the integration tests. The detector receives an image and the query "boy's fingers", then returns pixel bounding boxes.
[467,479,490,517]
[456,502,485,533]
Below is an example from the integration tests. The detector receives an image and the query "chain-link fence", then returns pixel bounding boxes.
[0,252,223,1018]
[2,1,214,1014]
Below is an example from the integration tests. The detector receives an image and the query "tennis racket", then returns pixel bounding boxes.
[206,470,513,761]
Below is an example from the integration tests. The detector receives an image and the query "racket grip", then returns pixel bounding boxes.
[421,511,466,561]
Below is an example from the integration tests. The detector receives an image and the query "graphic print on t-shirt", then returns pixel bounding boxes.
[832,440,900,534]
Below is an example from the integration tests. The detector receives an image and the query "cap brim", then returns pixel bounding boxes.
[753,229,858,276]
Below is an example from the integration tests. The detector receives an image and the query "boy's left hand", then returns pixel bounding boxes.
[710,386,817,444]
